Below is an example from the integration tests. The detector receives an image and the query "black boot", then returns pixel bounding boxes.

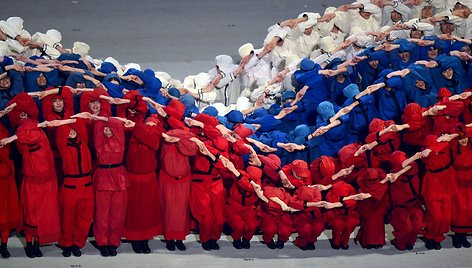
[166,240,176,251]
[71,245,82,257]
[201,241,212,251]
[25,242,35,258]
[175,240,186,251]
[131,241,143,254]
[433,241,441,250]
[108,246,117,256]
[33,241,42,257]
[0,243,10,258]
[99,246,110,257]
[241,239,251,249]
[232,239,243,249]
[266,240,277,249]
[307,243,316,250]
[425,239,435,250]
[460,234,471,248]
[452,234,462,248]
[210,240,220,250]
[276,240,285,249]
[141,240,151,254]
[62,246,72,257]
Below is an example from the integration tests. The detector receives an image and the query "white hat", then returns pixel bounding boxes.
[236,96,251,111]
[6,17,23,32]
[169,79,182,88]
[0,41,8,57]
[212,102,231,116]
[155,71,171,88]
[72,41,90,57]
[238,43,254,58]
[320,36,337,52]
[104,57,121,71]
[264,24,289,44]
[297,12,320,30]
[215,54,237,74]
[123,63,141,73]
[32,32,53,47]
[333,12,350,33]
[46,29,62,43]
[361,3,379,14]
[194,72,212,89]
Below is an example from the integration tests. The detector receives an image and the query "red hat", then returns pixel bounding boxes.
[425,134,448,153]
[368,118,386,133]
[338,143,366,167]
[401,103,425,129]
[331,181,352,197]
[365,168,379,180]
[246,166,262,184]
[292,160,309,178]
[233,124,254,141]
[390,151,407,172]
[194,113,219,128]
[41,86,74,120]
[116,90,148,122]
[7,93,39,128]
[258,154,282,179]
[79,88,111,116]
[163,99,186,119]
[166,129,199,156]
[438,87,452,98]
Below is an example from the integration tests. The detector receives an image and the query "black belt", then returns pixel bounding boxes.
[63,182,93,189]
[99,163,123,169]
[427,161,452,173]
[29,146,41,152]
[192,177,221,183]
[64,171,92,178]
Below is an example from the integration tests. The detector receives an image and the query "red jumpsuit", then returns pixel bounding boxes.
[93,118,128,247]
[365,119,400,168]
[124,117,163,241]
[450,130,472,234]
[41,86,75,186]
[421,135,457,243]
[15,119,61,244]
[389,151,424,250]
[56,121,94,249]
[259,186,294,244]
[0,123,21,244]
[356,168,389,248]
[323,181,359,249]
[189,114,229,244]
[289,186,324,248]
[225,167,261,243]
[159,129,199,241]
[224,125,252,190]
[461,89,472,124]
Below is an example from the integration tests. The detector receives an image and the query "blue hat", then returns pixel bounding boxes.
[216,115,228,127]
[317,101,335,121]
[144,68,155,78]
[98,62,117,74]
[251,108,268,119]
[243,123,256,133]
[281,90,296,102]
[225,110,244,123]
[451,41,470,52]
[167,87,181,99]
[180,94,195,109]
[300,57,315,71]
[369,51,383,62]
[202,106,218,117]
[343,84,360,99]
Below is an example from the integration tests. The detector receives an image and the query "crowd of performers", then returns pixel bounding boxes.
[1,0,472,259]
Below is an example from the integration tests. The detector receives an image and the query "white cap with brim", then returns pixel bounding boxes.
[6,17,23,32]
[320,36,337,53]
[238,43,254,58]
[46,29,62,44]
[72,41,90,57]
[236,96,251,111]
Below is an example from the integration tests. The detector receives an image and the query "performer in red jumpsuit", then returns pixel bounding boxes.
[282,160,311,189]
[421,134,457,250]
[389,151,424,251]
[159,129,199,251]
[56,120,94,257]
[225,166,262,249]
[289,186,324,250]
[92,117,127,257]
[124,115,164,254]
[0,120,21,258]
[189,114,229,250]
[450,126,472,248]
[356,168,389,249]
[5,93,60,258]
[323,181,359,250]
[365,118,400,168]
